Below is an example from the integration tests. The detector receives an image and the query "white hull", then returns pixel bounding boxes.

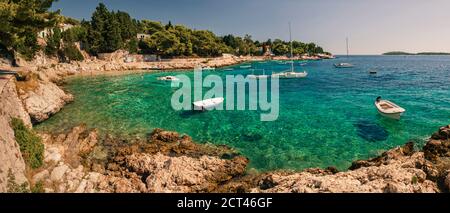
[272,71,308,79]
[193,97,224,111]
[202,67,215,71]
[157,76,179,81]
[377,110,403,120]
[334,63,354,68]
[374,99,405,120]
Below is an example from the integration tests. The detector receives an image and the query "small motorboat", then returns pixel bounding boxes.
[240,65,252,69]
[202,66,215,71]
[272,71,308,79]
[374,96,405,120]
[157,76,180,81]
[369,70,377,74]
[192,97,224,111]
[334,63,354,68]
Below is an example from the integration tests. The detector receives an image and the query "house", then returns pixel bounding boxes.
[137,33,151,40]
[38,23,74,39]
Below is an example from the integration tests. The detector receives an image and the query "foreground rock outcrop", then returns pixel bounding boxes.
[15,73,73,123]
[28,124,450,193]
[0,77,31,192]
[32,126,248,192]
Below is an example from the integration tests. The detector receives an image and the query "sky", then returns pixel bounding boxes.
[51,0,450,55]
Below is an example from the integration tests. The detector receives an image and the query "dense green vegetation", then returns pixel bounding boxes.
[0,0,59,61]
[383,51,450,55]
[383,51,414,55]
[10,118,44,169]
[0,1,328,62]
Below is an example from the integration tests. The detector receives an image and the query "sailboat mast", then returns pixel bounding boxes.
[289,22,294,72]
[346,37,349,58]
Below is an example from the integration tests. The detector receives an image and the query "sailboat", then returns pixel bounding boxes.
[334,37,354,68]
[272,22,308,79]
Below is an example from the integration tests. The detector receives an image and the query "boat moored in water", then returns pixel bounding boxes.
[192,97,224,111]
[157,76,180,81]
[272,71,308,78]
[240,65,252,69]
[202,66,215,71]
[334,62,354,68]
[374,96,406,120]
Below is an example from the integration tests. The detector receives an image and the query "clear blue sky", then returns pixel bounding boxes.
[51,0,450,55]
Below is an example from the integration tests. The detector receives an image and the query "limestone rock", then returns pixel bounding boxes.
[19,80,73,123]
[50,164,69,181]
[0,78,30,192]
[124,152,248,192]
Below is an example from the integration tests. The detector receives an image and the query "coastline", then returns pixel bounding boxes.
[1,54,449,193]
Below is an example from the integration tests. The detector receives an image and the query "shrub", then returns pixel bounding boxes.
[58,43,84,62]
[10,118,44,169]
[6,169,29,193]
[31,181,44,193]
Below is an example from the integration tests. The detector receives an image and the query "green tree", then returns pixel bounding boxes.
[115,11,137,41]
[44,27,61,56]
[173,25,193,56]
[272,39,289,55]
[144,31,183,57]
[191,30,228,57]
[62,26,87,43]
[103,11,122,52]
[141,20,164,34]
[126,37,138,53]
[0,0,59,61]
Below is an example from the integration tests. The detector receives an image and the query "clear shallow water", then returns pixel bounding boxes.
[36,56,450,171]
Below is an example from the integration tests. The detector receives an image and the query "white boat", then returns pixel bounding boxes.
[271,23,308,79]
[157,76,180,81]
[334,37,354,68]
[374,97,405,120]
[192,97,224,111]
[334,62,354,68]
[272,70,308,78]
[240,65,252,69]
[202,66,215,71]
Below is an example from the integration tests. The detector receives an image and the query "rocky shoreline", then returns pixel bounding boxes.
[1,54,449,193]
[29,124,450,193]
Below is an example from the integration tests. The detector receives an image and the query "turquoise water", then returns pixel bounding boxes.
[36,56,450,171]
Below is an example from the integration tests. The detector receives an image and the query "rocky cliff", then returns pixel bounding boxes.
[0,77,31,192]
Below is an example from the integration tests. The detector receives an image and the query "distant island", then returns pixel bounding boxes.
[383,51,450,55]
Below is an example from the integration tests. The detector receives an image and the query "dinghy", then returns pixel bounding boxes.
[374,96,405,120]
[272,70,308,78]
[192,97,224,111]
[334,62,354,68]
[240,65,252,69]
[157,76,179,81]
[202,66,215,71]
